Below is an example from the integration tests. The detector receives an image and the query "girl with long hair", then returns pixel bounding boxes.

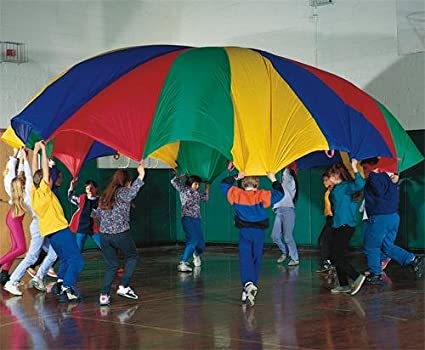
[0,149,28,285]
[3,147,58,296]
[92,163,145,306]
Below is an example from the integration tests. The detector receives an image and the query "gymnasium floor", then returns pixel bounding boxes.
[0,246,424,349]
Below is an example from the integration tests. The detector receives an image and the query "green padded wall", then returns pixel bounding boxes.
[55,131,423,250]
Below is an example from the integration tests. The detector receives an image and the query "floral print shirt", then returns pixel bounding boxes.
[171,176,208,218]
[92,178,144,234]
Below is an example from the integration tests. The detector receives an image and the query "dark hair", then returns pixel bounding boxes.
[327,163,352,181]
[100,169,131,210]
[33,169,43,189]
[326,163,362,202]
[185,175,202,187]
[85,179,98,189]
[360,157,379,166]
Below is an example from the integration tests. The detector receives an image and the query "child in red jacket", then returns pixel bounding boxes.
[68,178,100,252]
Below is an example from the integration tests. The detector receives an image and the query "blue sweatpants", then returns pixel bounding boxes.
[363,213,415,275]
[181,217,205,262]
[48,227,84,287]
[239,227,265,286]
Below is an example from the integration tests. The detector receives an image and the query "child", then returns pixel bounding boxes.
[3,148,57,296]
[327,159,366,296]
[271,168,299,266]
[361,158,423,283]
[171,174,209,272]
[92,163,145,306]
[0,148,28,286]
[221,171,284,306]
[316,174,335,273]
[68,178,101,251]
[30,141,84,302]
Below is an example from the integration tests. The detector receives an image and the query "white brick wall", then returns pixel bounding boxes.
[1,0,424,130]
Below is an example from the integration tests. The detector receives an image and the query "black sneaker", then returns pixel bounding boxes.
[366,274,384,285]
[316,263,333,273]
[51,281,63,295]
[58,287,81,303]
[411,256,424,279]
[0,271,10,286]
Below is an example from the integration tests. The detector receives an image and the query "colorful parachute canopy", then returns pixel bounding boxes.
[5,45,423,180]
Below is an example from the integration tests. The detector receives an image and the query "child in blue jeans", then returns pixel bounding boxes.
[221,171,284,306]
[361,158,423,283]
[171,174,209,272]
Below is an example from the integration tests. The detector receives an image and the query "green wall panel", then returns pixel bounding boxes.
[53,131,423,250]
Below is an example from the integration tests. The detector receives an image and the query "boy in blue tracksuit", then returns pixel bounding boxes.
[221,171,284,307]
[361,158,424,283]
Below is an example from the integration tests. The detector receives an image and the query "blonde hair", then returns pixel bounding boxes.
[10,176,26,217]
[242,176,259,190]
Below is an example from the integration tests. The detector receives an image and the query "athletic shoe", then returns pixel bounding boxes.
[0,271,10,286]
[193,253,202,267]
[316,260,333,273]
[411,256,424,279]
[3,281,23,296]
[177,261,192,272]
[366,274,384,285]
[58,286,81,303]
[99,294,111,306]
[47,268,57,278]
[288,259,299,266]
[381,258,391,271]
[244,282,258,307]
[241,289,247,303]
[31,276,47,292]
[331,285,352,294]
[117,285,139,300]
[51,281,63,295]
[350,274,366,295]
[27,268,37,278]
[276,254,287,263]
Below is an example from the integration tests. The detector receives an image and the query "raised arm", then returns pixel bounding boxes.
[38,142,50,184]
[171,175,186,192]
[4,149,19,198]
[267,172,285,206]
[19,149,33,200]
[200,182,210,202]
[31,142,41,175]
[116,162,145,203]
[67,178,80,206]
[346,159,365,194]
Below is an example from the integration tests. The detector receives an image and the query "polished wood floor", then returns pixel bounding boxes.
[0,246,424,350]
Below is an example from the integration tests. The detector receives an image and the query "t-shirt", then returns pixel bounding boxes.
[31,180,68,236]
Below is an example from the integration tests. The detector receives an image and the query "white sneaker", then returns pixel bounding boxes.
[31,276,46,292]
[177,261,193,272]
[241,289,247,303]
[27,268,37,278]
[193,253,202,267]
[4,281,23,296]
[47,268,57,278]
[277,254,287,263]
[99,293,111,306]
[288,259,299,266]
[350,274,366,296]
[117,285,139,300]
[331,285,352,294]
[244,282,258,307]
